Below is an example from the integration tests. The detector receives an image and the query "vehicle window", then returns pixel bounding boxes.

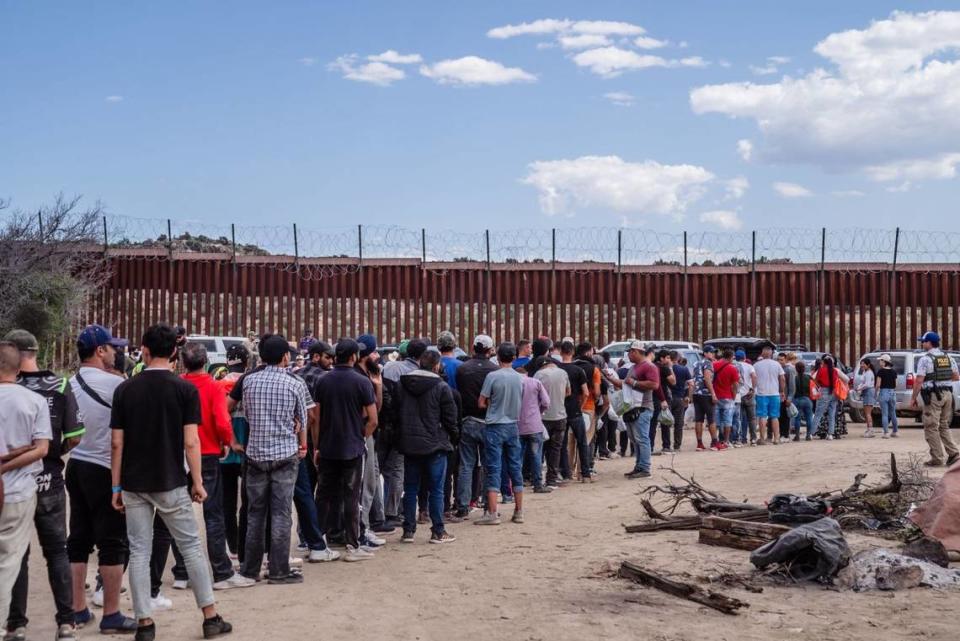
[222,339,243,352]
[892,356,907,375]
[188,339,217,353]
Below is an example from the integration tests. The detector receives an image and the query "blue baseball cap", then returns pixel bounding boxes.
[356,334,378,358]
[703,345,717,354]
[735,349,746,360]
[77,324,126,351]
[919,331,941,345]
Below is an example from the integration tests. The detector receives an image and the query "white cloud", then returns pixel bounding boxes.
[328,55,405,86]
[718,59,732,68]
[773,181,813,198]
[725,176,749,200]
[679,56,709,68]
[768,56,791,65]
[570,20,646,37]
[691,11,960,184]
[736,139,753,161]
[104,95,123,103]
[558,34,611,50]
[634,36,668,49]
[832,189,866,197]
[699,210,743,230]
[367,50,422,65]
[419,56,536,86]
[522,155,715,217]
[864,153,960,182]
[603,91,635,106]
[298,57,317,66]
[572,47,669,77]
[487,18,573,39]
[749,56,791,76]
[886,181,913,193]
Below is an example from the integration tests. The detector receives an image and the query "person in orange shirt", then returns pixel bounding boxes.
[572,342,602,481]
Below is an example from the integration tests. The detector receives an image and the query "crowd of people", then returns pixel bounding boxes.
[1,323,957,641]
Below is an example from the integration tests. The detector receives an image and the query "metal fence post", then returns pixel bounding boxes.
[683,230,688,337]
[166,219,173,259]
[617,229,622,273]
[891,227,900,347]
[357,224,363,267]
[37,210,44,240]
[293,224,299,268]
[231,224,237,263]
[551,228,556,268]
[421,228,426,264]
[750,230,757,335]
[818,227,826,352]
[102,216,109,254]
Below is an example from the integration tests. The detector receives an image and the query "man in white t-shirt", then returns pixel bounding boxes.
[734,350,758,445]
[66,325,137,632]
[0,341,52,621]
[753,345,785,445]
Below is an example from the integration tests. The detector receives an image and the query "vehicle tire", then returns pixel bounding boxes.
[847,406,865,424]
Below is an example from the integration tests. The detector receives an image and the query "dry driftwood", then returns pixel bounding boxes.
[625,509,770,533]
[619,561,749,615]
[698,516,792,551]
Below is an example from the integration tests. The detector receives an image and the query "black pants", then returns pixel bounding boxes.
[542,419,566,485]
[220,462,244,555]
[619,429,630,457]
[65,459,128,566]
[8,490,73,628]
[316,457,364,549]
[669,396,687,450]
[163,456,234,583]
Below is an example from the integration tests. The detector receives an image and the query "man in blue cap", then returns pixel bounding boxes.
[66,324,137,632]
[912,331,960,467]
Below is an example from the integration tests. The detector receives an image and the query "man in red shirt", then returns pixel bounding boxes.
[178,343,253,590]
[712,348,741,448]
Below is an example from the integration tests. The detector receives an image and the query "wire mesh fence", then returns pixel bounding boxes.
[5,209,958,265]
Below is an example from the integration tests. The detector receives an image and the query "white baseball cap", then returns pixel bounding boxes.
[473,334,494,350]
[878,353,892,364]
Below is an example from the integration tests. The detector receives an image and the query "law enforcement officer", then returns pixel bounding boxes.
[910,330,960,467]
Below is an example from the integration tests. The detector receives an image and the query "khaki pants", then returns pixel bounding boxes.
[568,409,596,480]
[923,390,959,464]
[0,494,37,620]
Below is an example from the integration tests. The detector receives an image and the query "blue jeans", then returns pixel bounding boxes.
[403,452,447,536]
[879,388,899,434]
[520,433,545,490]
[792,396,815,436]
[456,417,485,510]
[813,391,839,435]
[738,396,757,443]
[482,423,524,495]
[293,458,326,550]
[626,409,652,474]
[717,399,736,429]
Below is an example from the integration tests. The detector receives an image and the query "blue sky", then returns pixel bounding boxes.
[3,1,960,235]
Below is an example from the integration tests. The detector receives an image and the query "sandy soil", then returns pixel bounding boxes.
[18,424,960,641]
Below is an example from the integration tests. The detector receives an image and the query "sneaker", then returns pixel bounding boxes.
[826,435,834,441]
[716,442,728,451]
[501,495,515,504]
[201,614,232,639]
[662,447,673,454]
[474,511,501,526]
[881,433,890,439]
[92,587,104,608]
[261,557,303,571]
[863,429,875,438]
[134,622,156,641]
[533,486,553,494]
[444,511,464,523]
[267,570,303,585]
[453,508,471,519]
[308,548,341,562]
[417,510,429,524]
[364,530,386,546]
[626,470,651,479]
[213,574,256,590]
[401,530,415,543]
[891,431,899,438]
[344,545,376,562]
[511,510,525,524]
[948,453,960,467]
[3,627,26,641]
[651,450,663,456]
[756,439,766,446]
[792,436,800,442]
[709,442,720,452]
[372,523,397,534]
[99,612,137,634]
[749,439,756,446]
[150,591,173,610]
[56,624,79,641]
[172,579,190,590]
[295,542,309,553]
[74,608,95,629]
[805,435,812,441]
[696,442,706,452]
[429,531,457,544]
[383,517,405,530]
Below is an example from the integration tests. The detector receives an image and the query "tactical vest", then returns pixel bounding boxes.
[930,353,954,384]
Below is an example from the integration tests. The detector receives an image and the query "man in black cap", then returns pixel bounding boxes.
[312,339,379,562]
[228,334,311,583]
[354,334,392,542]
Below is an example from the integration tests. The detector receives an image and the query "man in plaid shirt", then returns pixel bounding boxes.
[228,334,312,584]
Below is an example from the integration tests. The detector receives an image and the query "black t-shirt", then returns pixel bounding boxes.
[17,370,84,495]
[111,369,201,493]
[313,365,376,460]
[877,368,898,389]
[559,362,587,419]
[456,357,498,419]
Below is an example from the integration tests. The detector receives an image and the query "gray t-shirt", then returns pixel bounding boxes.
[0,384,53,503]
[480,367,523,425]
[535,365,570,421]
[69,366,123,469]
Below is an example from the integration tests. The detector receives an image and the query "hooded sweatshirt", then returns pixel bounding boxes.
[396,369,459,457]
[182,371,234,455]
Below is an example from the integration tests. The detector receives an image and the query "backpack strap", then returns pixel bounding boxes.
[75,373,112,409]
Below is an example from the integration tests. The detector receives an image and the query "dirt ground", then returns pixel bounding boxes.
[19,424,960,641]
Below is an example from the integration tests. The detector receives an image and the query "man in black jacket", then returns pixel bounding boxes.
[397,350,459,544]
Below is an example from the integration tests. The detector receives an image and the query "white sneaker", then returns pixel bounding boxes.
[261,556,303,571]
[826,435,834,441]
[213,573,256,590]
[172,579,190,590]
[92,587,104,607]
[308,548,341,563]
[364,530,386,546]
[882,433,890,439]
[150,592,173,610]
[56,623,79,640]
[344,545,375,562]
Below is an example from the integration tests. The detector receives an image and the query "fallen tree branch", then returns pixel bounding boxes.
[619,561,749,615]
